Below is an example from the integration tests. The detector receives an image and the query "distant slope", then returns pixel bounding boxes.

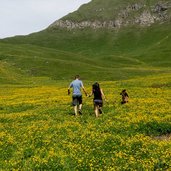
[1,23,171,66]
[0,0,170,82]
[51,0,171,28]
[62,0,170,21]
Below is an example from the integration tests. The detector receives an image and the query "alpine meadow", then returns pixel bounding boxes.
[0,0,171,170]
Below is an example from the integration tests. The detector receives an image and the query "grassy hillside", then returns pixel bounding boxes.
[0,0,170,83]
[62,0,170,21]
[1,22,171,83]
[0,74,170,170]
[0,60,24,84]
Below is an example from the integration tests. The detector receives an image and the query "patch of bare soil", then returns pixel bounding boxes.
[154,134,171,141]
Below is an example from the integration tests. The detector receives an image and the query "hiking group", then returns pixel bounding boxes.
[68,75,129,117]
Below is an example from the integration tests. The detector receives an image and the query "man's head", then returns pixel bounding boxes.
[75,75,80,79]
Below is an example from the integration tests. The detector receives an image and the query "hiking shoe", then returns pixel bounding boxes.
[99,109,102,114]
[78,109,82,115]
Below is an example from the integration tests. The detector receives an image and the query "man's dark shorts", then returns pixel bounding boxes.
[72,95,82,106]
[94,99,103,107]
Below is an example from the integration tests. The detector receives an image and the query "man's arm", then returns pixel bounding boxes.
[68,83,72,95]
[80,81,88,96]
[82,86,88,96]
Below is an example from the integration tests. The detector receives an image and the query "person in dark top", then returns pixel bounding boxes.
[89,82,106,117]
[120,89,129,104]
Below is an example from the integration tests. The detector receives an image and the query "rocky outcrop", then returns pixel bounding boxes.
[135,11,157,26]
[49,2,171,30]
[49,20,123,29]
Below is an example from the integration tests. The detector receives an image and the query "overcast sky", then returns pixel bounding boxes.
[0,0,91,38]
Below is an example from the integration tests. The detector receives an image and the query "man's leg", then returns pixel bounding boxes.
[78,96,83,114]
[74,105,78,116]
[78,104,82,114]
[72,96,78,116]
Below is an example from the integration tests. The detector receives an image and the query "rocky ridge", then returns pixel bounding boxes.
[49,1,171,30]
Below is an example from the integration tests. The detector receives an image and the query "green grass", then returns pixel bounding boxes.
[0,22,171,83]
[0,26,170,171]
[0,0,171,169]
[0,74,170,170]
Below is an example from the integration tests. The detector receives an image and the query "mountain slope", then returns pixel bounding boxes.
[0,0,171,82]
[50,0,171,28]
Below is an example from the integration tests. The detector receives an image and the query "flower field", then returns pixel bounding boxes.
[0,74,171,170]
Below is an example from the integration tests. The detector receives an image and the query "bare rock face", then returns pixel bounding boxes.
[154,3,168,13]
[136,11,156,26]
[50,20,123,29]
[49,2,171,30]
